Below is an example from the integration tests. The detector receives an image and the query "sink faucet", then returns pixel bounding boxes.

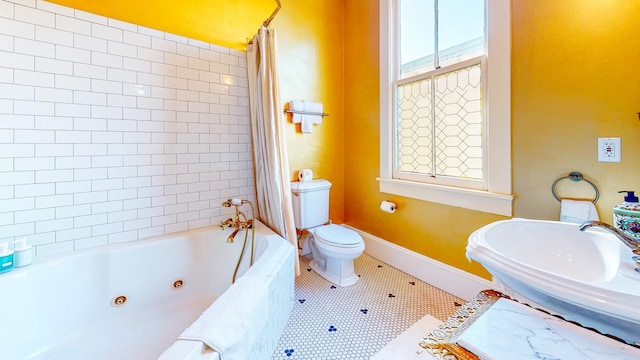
[579,221,640,255]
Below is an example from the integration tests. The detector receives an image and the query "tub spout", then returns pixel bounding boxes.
[227,228,240,243]
[579,221,640,254]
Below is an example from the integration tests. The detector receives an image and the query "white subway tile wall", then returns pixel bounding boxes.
[0,0,255,256]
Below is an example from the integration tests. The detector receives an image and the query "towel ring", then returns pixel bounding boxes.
[551,171,599,203]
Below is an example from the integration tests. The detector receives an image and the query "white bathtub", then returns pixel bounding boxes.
[0,221,295,360]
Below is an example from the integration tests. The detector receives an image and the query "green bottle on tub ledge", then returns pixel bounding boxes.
[614,190,640,240]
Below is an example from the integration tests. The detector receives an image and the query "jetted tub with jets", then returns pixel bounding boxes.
[0,220,295,360]
[466,218,640,345]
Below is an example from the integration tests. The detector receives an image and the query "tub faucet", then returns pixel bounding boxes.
[220,215,245,243]
[220,214,245,243]
[219,218,234,228]
[219,199,252,243]
[579,221,640,255]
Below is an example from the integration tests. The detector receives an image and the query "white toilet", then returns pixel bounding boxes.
[291,179,365,287]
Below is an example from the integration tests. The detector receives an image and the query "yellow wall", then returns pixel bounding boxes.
[343,0,640,278]
[274,0,346,224]
[512,0,640,225]
[43,0,640,279]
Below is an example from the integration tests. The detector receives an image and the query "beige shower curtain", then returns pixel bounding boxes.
[247,27,300,276]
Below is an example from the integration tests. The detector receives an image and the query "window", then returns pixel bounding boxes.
[379,0,512,216]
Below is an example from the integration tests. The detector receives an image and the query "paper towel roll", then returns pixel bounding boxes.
[298,169,313,182]
[380,201,397,213]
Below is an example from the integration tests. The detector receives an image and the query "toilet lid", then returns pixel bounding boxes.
[314,224,362,246]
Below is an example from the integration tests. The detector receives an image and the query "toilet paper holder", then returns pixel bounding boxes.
[380,200,397,213]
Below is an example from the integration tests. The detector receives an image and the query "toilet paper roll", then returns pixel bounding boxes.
[380,201,397,213]
[298,169,313,182]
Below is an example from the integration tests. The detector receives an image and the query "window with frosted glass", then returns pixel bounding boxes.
[395,0,485,183]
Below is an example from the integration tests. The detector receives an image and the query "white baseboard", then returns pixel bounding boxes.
[344,225,493,301]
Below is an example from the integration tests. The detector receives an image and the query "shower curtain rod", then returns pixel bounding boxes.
[247,0,281,44]
[262,0,281,27]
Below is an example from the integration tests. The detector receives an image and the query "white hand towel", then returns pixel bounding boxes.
[560,199,600,224]
[301,116,313,133]
[289,100,323,133]
[303,100,323,125]
[289,100,305,125]
[178,276,268,360]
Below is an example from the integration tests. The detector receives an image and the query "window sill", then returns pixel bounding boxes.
[377,177,513,216]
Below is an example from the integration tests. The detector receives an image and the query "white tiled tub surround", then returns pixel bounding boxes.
[0,0,255,256]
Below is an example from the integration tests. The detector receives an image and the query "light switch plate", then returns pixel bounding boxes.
[598,137,621,162]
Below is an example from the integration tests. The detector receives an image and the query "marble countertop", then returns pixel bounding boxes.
[456,298,640,360]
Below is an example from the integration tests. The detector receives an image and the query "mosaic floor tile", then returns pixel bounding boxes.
[271,253,463,360]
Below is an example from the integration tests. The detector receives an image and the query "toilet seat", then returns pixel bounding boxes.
[313,224,363,248]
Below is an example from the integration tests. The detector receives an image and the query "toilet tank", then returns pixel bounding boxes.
[290,179,331,230]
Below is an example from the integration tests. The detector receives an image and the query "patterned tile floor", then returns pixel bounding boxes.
[271,253,464,360]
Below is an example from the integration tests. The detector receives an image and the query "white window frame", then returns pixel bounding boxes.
[378,0,513,216]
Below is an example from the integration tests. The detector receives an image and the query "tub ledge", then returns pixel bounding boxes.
[159,339,219,360]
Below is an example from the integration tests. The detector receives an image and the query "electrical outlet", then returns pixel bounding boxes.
[598,137,621,162]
